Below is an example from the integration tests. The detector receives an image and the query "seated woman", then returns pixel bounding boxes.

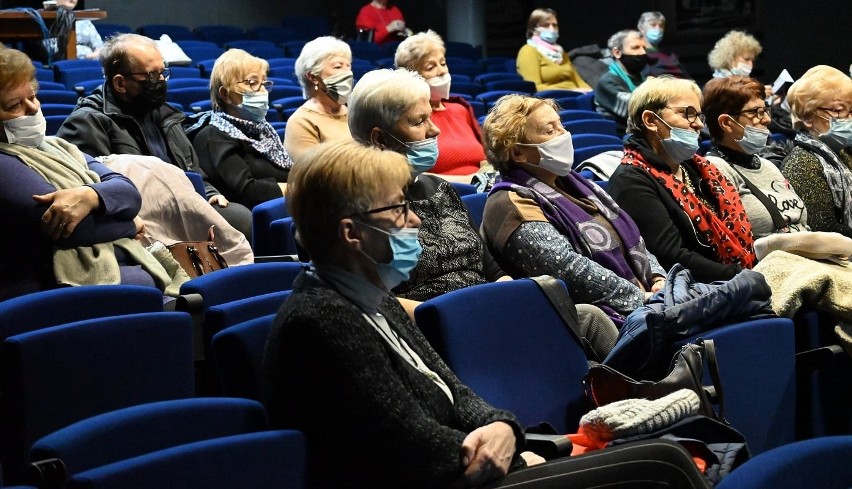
[516,8,592,92]
[708,30,763,79]
[481,94,666,324]
[57,0,102,59]
[594,29,648,135]
[637,11,689,79]
[186,49,292,210]
[780,65,852,238]
[702,75,808,237]
[0,48,171,301]
[355,0,408,45]
[395,30,486,182]
[263,138,711,489]
[285,36,354,164]
[607,76,755,283]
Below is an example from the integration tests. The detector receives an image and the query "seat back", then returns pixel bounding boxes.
[251,197,288,255]
[571,133,623,149]
[0,312,194,482]
[30,397,268,479]
[64,430,306,489]
[461,192,487,228]
[563,118,618,136]
[267,217,299,256]
[212,313,279,400]
[178,262,303,309]
[414,280,590,432]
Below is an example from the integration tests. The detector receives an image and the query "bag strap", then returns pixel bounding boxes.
[700,338,725,421]
[528,275,584,345]
[727,165,788,231]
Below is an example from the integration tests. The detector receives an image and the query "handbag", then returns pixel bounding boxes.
[167,226,228,278]
[584,339,726,423]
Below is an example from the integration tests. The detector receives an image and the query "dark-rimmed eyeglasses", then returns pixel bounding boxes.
[665,105,706,124]
[239,79,274,92]
[818,107,852,119]
[355,201,410,222]
[124,68,171,83]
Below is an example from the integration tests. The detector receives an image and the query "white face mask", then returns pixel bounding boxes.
[3,109,46,147]
[517,131,574,176]
[426,73,451,101]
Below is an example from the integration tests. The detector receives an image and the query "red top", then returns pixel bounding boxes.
[355,3,405,45]
[430,99,485,176]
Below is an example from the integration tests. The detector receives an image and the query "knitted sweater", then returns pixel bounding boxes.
[263,271,523,488]
[429,98,484,176]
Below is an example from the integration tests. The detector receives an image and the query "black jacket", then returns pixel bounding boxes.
[57,85,220,198]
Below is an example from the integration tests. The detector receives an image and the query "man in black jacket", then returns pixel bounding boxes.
[57,33,252,239]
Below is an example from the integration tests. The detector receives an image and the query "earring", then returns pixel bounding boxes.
[314,83,319,91]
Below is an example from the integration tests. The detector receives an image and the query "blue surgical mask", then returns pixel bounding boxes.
[645,28,663,45]
[819,117,852,151]
[358,223,423,290]
[386,132,439,175]
[731,118,769,155]
[537,28,559,44]
[729,62,752,77]
[236,91,269,122]
[655,114,699,162]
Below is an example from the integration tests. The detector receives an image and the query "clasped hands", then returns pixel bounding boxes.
[34,186,100,241]
[450,422,545,488]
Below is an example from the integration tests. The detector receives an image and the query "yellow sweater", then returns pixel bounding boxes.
[516,44,591,92]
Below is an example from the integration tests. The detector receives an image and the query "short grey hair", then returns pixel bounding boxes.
[294,36,352,99]
[394,30,444,70]
[99,33,157,83]
[348,68,430,144]
[637,11,665,30]
[607,29,641,55]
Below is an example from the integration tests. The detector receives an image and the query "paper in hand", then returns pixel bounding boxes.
[772,69,794,95]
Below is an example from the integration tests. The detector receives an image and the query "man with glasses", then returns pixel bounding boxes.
[58,33,253,238]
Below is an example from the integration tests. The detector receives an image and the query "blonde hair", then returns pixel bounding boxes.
[209,49,269,110]
[526,8,557,39]
[295,36,352,99]
[707,30,762,71]
[0,47,36,93]
[286,140,411,263]
[394,30,444,71]
[787,65,852,130]
[348,68,430,144]
[627,75,702,136]
[482,94,559,174]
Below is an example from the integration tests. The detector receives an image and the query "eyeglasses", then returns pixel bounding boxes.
[124,68,171,83]
[665,106,705,124]
[734,105,770,120]
[356,201,410,223]
[818,107,852,119]
[239,79,274,92]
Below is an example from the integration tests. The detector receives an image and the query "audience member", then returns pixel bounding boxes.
[262,138,711,489]
[516,8,592,92]
[781,65,852,237]
[285,36,353,164]
[395,30,486,181]
[57,33,253,239]
[594,29,648,135]
[57,0,103,59]
[708,30,763,79]
[608,76,756,282]
[0,48,170,301]
[185,49,291,210]
[355,0,408,45]
[637,11,690,79]
[702,75,808,237]
[481,94,666,324]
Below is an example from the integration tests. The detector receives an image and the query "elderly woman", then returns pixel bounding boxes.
[708,30,762,79]
[607,76,755,283]
[284,36,354,164]
[780,65,852,238]
[637,11,689,79]
[395,30,486,181]
[594,29,648,134]
[516,8,592,92]
[481,94,666,324]
[0,48,170,301]
[56,0,103,59]
[702,75,808,237]
[263,138,710,489]
[355,0,407,45]
[186,49,291,210]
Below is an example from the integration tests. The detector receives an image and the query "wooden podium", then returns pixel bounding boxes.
[0,9,107,60]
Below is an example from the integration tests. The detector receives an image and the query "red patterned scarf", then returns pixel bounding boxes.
[622,147,756,268]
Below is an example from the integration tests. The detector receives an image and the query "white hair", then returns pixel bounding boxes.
[348,68,430,144]
[394,30,444,70]
[294,36,352,99]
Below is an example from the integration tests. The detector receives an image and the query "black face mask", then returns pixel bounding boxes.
[127,78,168,113]
[619,53,649,75]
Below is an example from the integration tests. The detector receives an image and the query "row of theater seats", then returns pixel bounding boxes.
[1,259,849,487]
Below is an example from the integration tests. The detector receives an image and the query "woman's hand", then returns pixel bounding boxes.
[452,422,516,487]
[34,186,100,241]
[208,195,230,208]
[520,451,546,466]
[133,216,147,242]
[651,277,666,293]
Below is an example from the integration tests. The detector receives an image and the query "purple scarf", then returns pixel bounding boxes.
[491,167,652,289]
